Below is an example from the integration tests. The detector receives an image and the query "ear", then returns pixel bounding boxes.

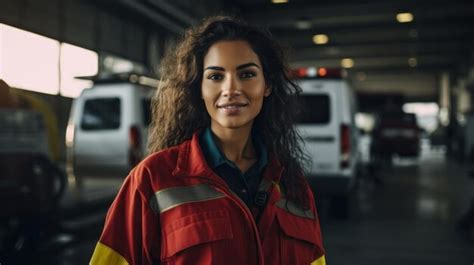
[264,86,272,97]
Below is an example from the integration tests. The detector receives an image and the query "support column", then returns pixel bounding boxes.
[439,72,450,126]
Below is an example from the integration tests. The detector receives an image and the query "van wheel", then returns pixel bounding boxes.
[330,194,350,219]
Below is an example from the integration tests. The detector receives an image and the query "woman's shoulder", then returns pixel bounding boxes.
[140,140,189,172]
[125,140,191,193]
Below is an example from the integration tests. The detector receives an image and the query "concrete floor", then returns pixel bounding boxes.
[320,145,474,265]
[6,143,473,265]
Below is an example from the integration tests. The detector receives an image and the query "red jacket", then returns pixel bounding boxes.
[90,132,326,265]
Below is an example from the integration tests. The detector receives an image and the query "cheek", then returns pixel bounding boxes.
[201,88,216,108]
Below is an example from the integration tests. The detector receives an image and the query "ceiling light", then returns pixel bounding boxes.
[341,58,354,68]
[295,19,311,30]
[408,57,417,67]
[396,12,414,23]
[272,0,288,4]
[312,34,328,45]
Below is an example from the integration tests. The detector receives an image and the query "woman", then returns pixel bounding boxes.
[90,16,325,265]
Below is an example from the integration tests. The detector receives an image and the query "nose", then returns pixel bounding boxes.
[221,75,241,98]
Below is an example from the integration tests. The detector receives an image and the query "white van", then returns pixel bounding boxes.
[294,68,360,217]
[66,76,155,179]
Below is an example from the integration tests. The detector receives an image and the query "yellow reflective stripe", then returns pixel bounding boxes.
[90,242,128,265]
[153,184,226,213]
[276,199,315,219]
[311,255,326,265]
[272,181,281,193]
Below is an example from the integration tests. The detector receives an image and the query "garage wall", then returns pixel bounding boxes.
[0,0,149,64]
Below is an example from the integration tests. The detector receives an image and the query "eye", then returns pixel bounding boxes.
[240,71,256,79]
[207,73,224,81]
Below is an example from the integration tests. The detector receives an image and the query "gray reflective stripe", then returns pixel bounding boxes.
[153,184,226,213]
[276,199,315,219]
[258,178,273,192]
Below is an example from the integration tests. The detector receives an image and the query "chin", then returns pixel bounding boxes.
[217,119,253,130]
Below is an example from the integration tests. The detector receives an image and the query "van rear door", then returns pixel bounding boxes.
[73,95,128,178]
[297,80,340,177]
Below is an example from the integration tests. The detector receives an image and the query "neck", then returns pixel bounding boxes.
[210,125,256,164]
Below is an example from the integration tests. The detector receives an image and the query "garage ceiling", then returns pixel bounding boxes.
[233,0,474,101]
[108,0,474,102]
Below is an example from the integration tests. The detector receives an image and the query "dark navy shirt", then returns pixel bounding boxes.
[199,127,268,208]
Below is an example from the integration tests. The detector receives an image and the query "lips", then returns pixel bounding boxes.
[217,102,248,108]
[217,102,248,115]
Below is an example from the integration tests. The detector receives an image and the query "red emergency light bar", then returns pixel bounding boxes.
[289,67,344,79]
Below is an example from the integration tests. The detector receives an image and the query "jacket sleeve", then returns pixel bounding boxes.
[90,165,160,265]
[308,184,327,265]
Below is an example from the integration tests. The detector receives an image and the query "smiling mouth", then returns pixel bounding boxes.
[216,102,248,115]
[217,103,248,109]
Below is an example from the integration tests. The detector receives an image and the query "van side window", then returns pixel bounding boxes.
[142,99,151,126]
[297,95,330,124]
[81,98,121,130]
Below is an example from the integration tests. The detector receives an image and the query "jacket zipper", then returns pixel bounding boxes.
[195,172,265,265]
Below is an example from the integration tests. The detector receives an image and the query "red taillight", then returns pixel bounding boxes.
[318,67,327,76]
[129,126,140,149]
[340,124,350,168]
[129,126,141,166]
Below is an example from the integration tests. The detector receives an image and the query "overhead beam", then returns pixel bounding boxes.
[146,0,197,26]
[116,0,184,34]
[272,22,474,47]
[287,41,471,61]
[245,0,474,29]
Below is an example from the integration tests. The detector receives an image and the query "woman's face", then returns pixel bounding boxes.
[201,40,271,134]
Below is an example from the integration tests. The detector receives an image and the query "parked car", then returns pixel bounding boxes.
[0,106,66,255]
[294,68,360,218]
[66,74,156,179]
[370,111,421,162]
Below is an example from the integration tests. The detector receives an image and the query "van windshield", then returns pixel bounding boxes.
[297,95,330,124]
[81,98,121,130]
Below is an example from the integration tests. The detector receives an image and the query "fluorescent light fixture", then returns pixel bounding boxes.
[138,76,160,87]
[397,12,414,23]
[312,34,328,45]
[295,19,311,30]
[272,0,288,3]
[408,57,417,67]
[341,58,354,68]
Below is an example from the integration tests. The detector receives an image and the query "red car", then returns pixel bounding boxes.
[370,111,422,161]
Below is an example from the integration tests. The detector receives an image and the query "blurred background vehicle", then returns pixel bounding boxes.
[370,111,422,164]
[0,81,67,260]
[294,67,360,218]
[66,73,155,180]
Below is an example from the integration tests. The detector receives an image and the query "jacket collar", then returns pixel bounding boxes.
[173,131,284,184]
[200,127,268,174]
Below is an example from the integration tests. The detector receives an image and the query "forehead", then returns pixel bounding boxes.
[203,40,261,67]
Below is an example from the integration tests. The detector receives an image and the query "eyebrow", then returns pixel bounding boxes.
[237,62,260,70]
[204,62,261,72]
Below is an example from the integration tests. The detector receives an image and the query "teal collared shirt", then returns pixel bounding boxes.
[199,127,268,208]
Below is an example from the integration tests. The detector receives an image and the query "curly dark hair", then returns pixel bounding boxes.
[148,16,310,208]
